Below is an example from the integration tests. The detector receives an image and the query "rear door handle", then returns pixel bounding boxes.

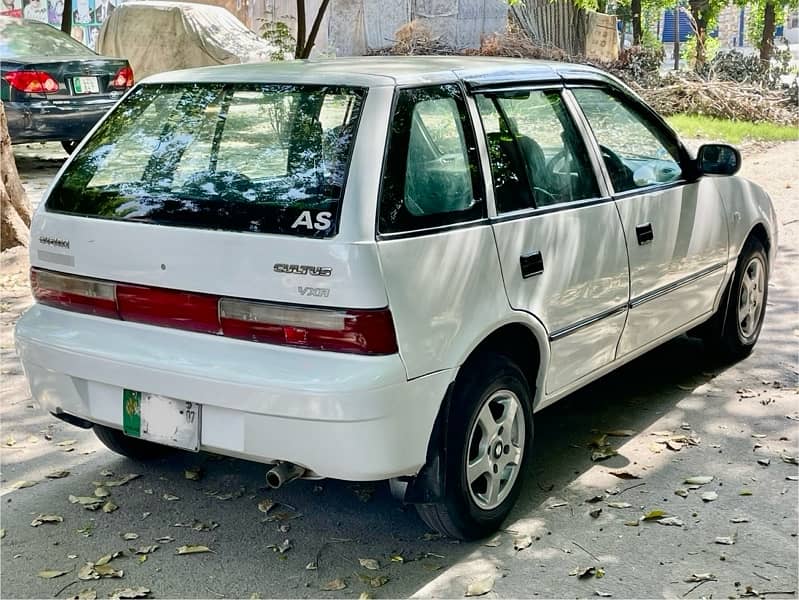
[636,223,654,245]
[520,251,544,278]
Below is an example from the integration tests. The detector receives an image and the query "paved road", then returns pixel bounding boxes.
[1,142,797,599]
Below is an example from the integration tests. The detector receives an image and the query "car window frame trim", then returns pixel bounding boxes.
[374,81,488,238]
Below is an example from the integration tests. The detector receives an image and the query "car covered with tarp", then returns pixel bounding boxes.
[96,0,274,80]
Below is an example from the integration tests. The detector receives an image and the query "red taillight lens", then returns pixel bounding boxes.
[30,268,398,356]
[31,269,117,318]
[219,299,398,355]
[4,70,59,93]
[116,284,220,334]
[111,66,134,89]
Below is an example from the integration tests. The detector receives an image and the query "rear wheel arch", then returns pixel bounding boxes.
[403,321,545,506]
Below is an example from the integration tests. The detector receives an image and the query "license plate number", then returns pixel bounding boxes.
[73,76,100,94]
[123,389,200,451]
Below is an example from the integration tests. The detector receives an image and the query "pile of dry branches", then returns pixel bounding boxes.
[635,77,798,125]
[374,25,798,126]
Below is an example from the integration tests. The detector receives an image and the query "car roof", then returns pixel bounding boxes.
[141,56,614,88]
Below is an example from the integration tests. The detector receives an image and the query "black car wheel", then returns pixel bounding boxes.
[416,353,533,540]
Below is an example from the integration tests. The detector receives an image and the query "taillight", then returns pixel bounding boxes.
[111,66,134,89]
[3,70,59,94]
[30,268,398,356]
[219,299,398,355]
[31,269,117,318]
[116,284,220,334]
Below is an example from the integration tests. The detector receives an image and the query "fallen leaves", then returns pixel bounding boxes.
[684,573,717,583]
[102,501,119,513]
[642,509,666,521]
[94,487,110,498]
[184,467,203,481]
[464,576,495,596]
[46,471,70,479]
[110,587,150,599]
[701,491,719,502]
[38,569,70,578]
[162,493,180,502]
[68,589,97,600]
[30,514,63,527]
[781,454,799,465]
[715,533,737,545]
[266,539,292,555]
[173,519,218,531]
[358,558,380,570]
[569,566,605,579]
[69,495,104,511]
[657,516,684,527]
[609,471,640,480]
[10,480,38,490]
[513,535,533,550]
[684,476,714,485]
[589,435,619,462]
[320,578,347,591]
[94,474,140,488]
[607,502,632,509]
[121,533,139,541]
[176,545,213,555]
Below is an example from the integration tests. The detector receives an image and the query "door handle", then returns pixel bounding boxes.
[636,223,654,245]
[520,251,544,279]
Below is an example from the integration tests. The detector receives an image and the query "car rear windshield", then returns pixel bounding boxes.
[0,20,96,58]
[47,83,366,237]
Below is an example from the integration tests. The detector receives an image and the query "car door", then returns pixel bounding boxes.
[474,87,629,398]
[571,86,729,356]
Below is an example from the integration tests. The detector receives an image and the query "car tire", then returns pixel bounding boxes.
[416,353,533,540]
[61,140,79,154]
[708,237,769,360]
[93,424,172,461]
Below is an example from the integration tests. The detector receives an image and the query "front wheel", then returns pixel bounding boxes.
[416,354,533,540]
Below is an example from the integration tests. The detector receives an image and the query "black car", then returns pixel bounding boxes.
[0,16,133,153]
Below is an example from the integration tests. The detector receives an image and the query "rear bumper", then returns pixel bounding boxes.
[15,305,452,480]
[5,98,116,143]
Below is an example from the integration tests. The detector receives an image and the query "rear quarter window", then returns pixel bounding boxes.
[47,83,366,238]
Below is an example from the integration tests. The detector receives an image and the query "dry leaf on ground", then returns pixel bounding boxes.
[514,535,533,550]
[11,480,37,489]
[102,502,119,513]
[176,545,213,555]
[465,576,494,597]
[46,471,70,479]
[684,573,717,583]
[684,476,714,485]
[68,589,96,600]
[607,502,632,509]
[320,578,347,591]
[30,514,63,527]
[609,471,640,480]
[110,587,150,599]
[184,467,203,481]
[358,558,380,570]
[38,569,70,578]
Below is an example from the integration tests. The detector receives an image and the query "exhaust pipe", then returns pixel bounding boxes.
[265,462,305,489]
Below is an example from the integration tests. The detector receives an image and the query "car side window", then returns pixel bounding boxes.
[379,84,484,234]
[476,90,600,213]
[572,87,683,194]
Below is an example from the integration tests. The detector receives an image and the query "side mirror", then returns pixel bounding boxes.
[697,143,741,176]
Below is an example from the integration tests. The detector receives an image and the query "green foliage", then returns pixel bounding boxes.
[681,33,720,67]
[667,114,799,143]
[259,14,296,61]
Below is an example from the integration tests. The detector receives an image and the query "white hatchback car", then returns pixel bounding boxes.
[16,57,777,540]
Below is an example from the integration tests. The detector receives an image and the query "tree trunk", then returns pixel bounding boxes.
[631,0,642,45]
[295,0,307,58]
[620,18,627,51]
[759,0,776,62]
[61,0,71,34]
[688,0,710,68]
[299,0,331,58]
[1,102,32,251]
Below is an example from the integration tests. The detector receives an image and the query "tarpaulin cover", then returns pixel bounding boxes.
[97,1,274,80]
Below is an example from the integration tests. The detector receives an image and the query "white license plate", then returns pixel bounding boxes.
[73,76,100,94]
[123,389,200,451]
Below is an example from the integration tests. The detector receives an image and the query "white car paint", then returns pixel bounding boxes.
[15,57,776,483]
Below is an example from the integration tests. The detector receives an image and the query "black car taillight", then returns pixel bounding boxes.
[4,70,59,93]
[111,66,134,89]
